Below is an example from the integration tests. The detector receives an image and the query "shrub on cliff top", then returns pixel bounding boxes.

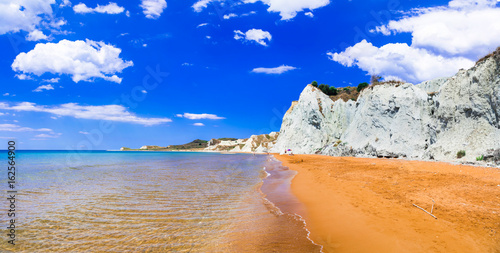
[318,84,329,94]
[313,83,362,102]
[316,83,339,96]
[357,82,369,92]
[328,86,338,96]
[311,81,318,87]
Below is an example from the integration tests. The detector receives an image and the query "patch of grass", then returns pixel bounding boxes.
[476,155,484,161]
[457,150,466,159]
[328,86,360,102]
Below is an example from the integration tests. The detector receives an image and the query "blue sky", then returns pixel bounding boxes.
[0,0,499,149]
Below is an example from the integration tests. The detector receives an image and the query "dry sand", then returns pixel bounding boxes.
[274,154,500,253]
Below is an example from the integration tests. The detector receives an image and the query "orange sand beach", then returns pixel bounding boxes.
[274,154,500,253]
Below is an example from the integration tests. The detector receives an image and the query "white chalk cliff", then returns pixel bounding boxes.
[272,50,500,163]
[205,132,279,153]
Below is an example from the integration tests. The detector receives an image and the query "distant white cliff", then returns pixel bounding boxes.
[205,132,279,153]
[271,50,500,164]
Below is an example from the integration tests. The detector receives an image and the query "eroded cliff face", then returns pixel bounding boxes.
[272,51,500,163]
[272,85,356,154]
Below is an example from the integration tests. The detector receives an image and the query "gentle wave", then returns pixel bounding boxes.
[264,157,324,252]
[259,156,323,252]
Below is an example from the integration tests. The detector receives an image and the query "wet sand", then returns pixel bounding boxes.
[274,154,500,253]
[217,157,322,252]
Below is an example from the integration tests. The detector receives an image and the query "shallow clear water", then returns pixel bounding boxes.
[1,151,320,252]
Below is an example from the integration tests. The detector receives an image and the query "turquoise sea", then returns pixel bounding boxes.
[1,151,320,252]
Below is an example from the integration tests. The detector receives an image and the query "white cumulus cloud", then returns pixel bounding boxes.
[244,0,329,20]
[73,2,125,14]
[0,102,172,126]
[60,0,71,7]
[12,39,133,83]
[375,0,500,59]
[140,0,167,19]
[252,65,297,74]
[328,40,474,83]
[26,29,50,41]
[176,113,225,120]
[0,0,55,35]
[192,0,218,12]
[33,84,54,92]
[15,74,34,80]
[447,0,497,9]
[234,29,272,46]
[330,0,500,83]
[193,123,205,126]
[42,78,60,83]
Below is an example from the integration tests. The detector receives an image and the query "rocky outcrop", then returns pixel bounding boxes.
[272,50,500,163]
[205,132,279,153]
[207,139,221,146]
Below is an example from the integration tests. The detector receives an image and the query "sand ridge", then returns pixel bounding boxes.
[274,154,500,253]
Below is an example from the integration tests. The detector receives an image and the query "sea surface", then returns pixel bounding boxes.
[1,151,321,252]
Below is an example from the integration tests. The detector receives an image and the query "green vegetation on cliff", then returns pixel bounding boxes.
[311,81,364,102]
[218,138,237,141]
[166,139,208,150]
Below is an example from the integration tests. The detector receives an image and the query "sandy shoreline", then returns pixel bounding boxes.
[273,154,500,253]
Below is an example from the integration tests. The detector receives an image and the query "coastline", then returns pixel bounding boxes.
[274,154,500,253]
[114,148,499,168]
[206,155,322,252]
